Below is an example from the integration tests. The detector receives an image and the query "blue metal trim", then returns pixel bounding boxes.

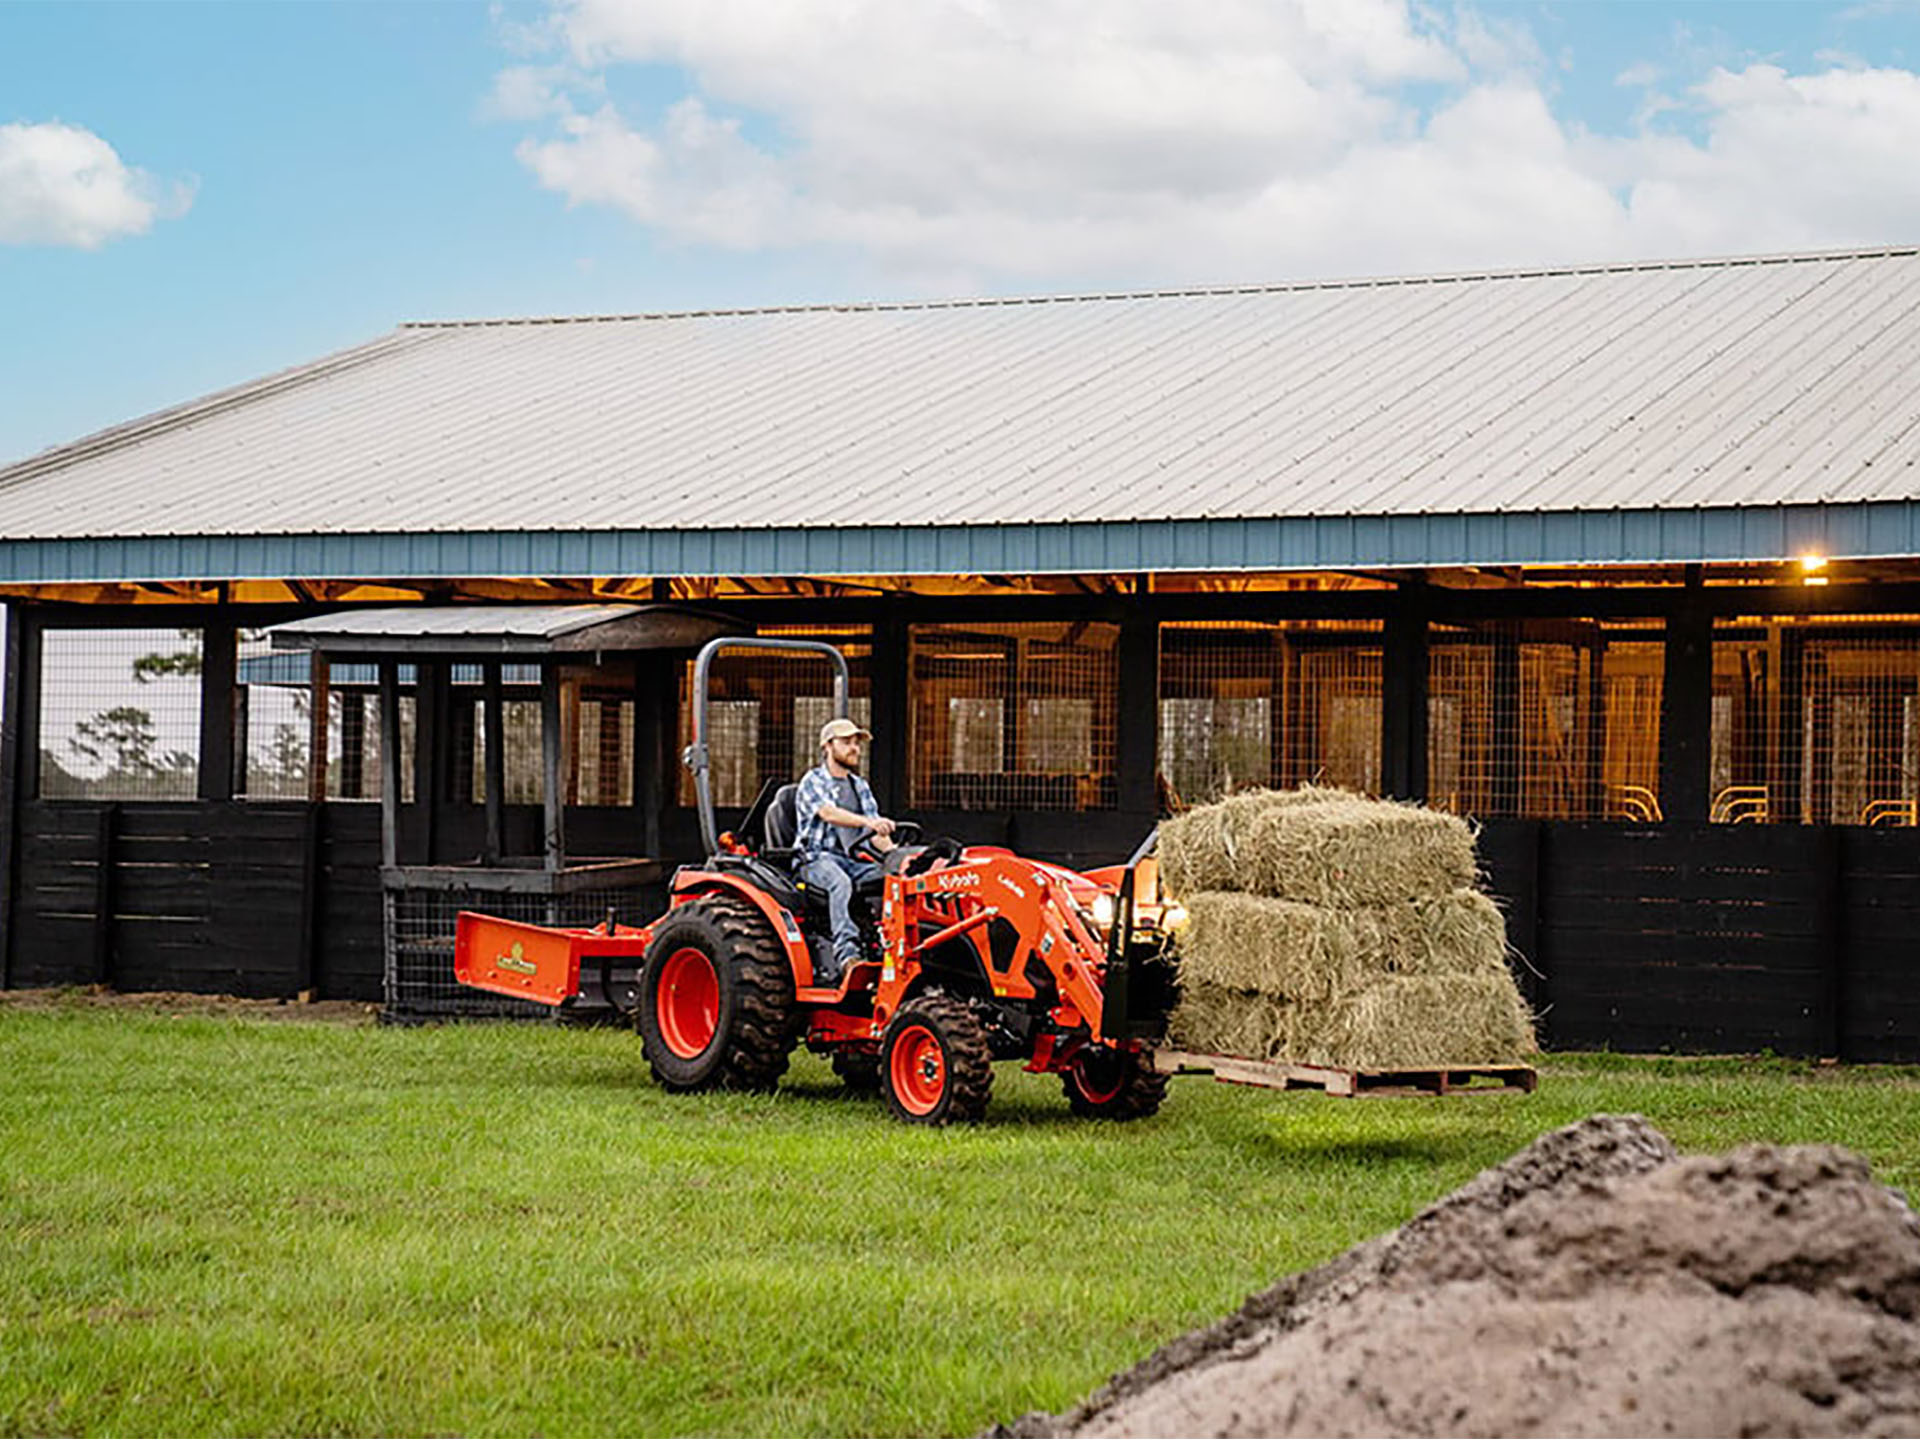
[3,503,1918,584]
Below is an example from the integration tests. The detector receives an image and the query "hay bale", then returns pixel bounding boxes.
[1167,973,1536,1070]
[1159,787,1477,907]
[1175,889,1508,999]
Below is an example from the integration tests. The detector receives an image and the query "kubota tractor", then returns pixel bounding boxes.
[454,636,1183,1124]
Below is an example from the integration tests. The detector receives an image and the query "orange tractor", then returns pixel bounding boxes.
[455,636,1182,1124]
[455,637,1535,1121]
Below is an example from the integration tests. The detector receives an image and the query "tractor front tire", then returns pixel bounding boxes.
[1062,1044,1167,1120]
[638,894,797,1093]
[880,990,992,1125]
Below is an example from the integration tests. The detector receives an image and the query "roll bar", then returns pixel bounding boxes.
[684,636,851,858]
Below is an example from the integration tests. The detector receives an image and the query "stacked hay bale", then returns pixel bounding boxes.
[1161,786,1535,1070]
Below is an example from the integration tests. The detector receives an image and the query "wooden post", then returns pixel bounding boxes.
[1660,578,1713,823]
[632,653,669,859]
[561,670,581,806]
[1116,607,1158,818]
[0,605,27,988]
[482,661,505,865]
[542,665,566,872]
[307,651,331,804]
[1382,580,1430,802]
[414,660,444,864]
[197,615,237,802]
[379,660,401,872]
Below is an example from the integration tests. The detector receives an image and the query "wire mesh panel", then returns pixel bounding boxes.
[466,693,544,804]
[1156,621,1382,808]
[1713,616,1920,825]
[1427,620,1663,820]
[382,881,658,1022]
[235,635,414,801]
[676,628,873,807]
[909,621,1118,810]
[572,695,633,805]
[37,628,202,800]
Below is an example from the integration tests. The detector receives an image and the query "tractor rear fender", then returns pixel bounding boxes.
[668,869,816,984]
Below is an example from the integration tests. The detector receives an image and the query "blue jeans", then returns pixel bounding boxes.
[800,851,885,964]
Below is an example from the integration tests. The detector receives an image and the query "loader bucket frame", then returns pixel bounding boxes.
[684,636,851,858]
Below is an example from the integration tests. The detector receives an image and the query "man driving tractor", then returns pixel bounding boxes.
[794,716,899,984]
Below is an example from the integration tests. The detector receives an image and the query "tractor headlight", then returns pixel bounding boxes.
[1090,893,1116,930]
[1161,902,1190,932]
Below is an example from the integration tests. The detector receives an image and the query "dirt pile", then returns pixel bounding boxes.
[998,1116,1920,1437]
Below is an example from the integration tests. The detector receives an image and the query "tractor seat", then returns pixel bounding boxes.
[765,783,801,853]
[769,782,887,903]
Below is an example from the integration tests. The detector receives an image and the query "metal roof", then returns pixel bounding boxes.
[268,604,735,656]
[4,246,1919,581]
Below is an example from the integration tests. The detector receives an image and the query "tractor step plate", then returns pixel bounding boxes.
[1149,1048,1537,1098]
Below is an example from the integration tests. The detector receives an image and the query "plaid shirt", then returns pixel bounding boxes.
[794,762,879,860]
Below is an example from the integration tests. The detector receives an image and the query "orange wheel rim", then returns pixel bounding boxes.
[1074,1051,1126,1105]
[890,1025,946,1115]
[657,946,720,1059]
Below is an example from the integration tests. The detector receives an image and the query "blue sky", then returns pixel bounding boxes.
[3,0,1918,467]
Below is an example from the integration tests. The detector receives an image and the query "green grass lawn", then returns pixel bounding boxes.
[5,997,1919,1437]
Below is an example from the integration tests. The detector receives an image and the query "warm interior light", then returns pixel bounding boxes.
[1799,554,1830,586]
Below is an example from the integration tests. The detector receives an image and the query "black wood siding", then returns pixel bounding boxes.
[10,800,1920,1060]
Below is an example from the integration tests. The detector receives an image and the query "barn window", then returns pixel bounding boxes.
[1427,620,1663,821]
[909,621,1118,810]
[1712,616,1920,825]
[1156,621,1383,809]
[37,628,202,801]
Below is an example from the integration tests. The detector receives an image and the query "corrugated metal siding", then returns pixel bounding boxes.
[1,248,1917,575]
[3,502,1917,585]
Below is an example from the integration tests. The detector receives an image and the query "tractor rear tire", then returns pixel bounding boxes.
[880,990,992,1125]
[638,894,797,1093]
[1062,1044,1167,1121]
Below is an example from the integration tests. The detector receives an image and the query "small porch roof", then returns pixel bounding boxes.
[267,603,735,658]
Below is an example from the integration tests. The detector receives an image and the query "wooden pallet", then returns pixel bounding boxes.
[1149,1048,1537,1099]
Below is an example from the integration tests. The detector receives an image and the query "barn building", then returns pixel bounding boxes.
[3,245,1919,1056]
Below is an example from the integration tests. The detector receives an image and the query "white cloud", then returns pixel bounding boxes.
[0,121,191,250]
[501,1,1920,291]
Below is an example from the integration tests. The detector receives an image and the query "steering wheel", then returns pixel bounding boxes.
[851,819,921,863]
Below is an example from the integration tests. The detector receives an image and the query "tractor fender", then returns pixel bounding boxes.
[668,869,815,983]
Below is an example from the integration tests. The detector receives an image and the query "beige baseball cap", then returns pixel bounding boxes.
[818,716,872,747]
